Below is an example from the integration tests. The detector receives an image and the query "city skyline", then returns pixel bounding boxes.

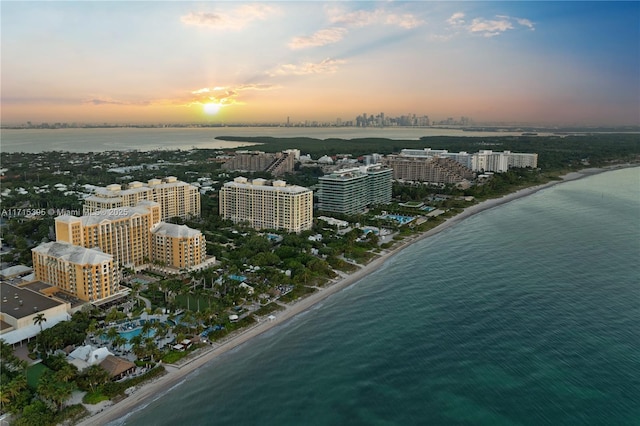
[2,2,639,126]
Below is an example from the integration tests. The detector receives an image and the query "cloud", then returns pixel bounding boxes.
[187,84,278,106]
[288,27,348,50]
[82,84,279,110]
[326,6,423,29]
[288,6,422,51]
[446,13,535,37]
[384,13,423,30]
[468,17,514,37]
[83,97,150,106]
[447,12,465,26]
[267,58,346,77]
[516,18,535,30]
[181,4,277,30]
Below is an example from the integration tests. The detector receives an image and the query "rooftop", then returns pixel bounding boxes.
[224,177,311,194]
[0,282,67,319]
[32,242,113,265]
[0,265,33,279]
[91,177,194,197]
[56,201,160,225]
[152,222,201,239]
[100,355,136,378]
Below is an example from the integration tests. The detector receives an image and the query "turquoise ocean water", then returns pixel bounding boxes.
[115,168,639,425]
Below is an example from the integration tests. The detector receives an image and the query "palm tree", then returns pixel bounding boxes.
[55,363,78,383]
[33,313,47,332]
[113,335,127,352]
[106,326,118,343]
[87,319,98,337]
[78,365,110,393]
[141,321,153,339]
[0,389,10,412]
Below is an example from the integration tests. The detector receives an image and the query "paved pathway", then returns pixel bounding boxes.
[137,295,152,310]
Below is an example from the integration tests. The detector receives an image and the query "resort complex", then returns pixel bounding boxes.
[55,202,207,270]
[83,176,201,221]
[219,177,313,233]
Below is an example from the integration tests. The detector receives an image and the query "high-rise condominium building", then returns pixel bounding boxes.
[395,148,537,173]
[32,242,119,302]
[503,151,539,169]
[83,177,200,221]
[219,177,313,233]
[317,165,392,215]
[55,201,206,270]
[472,150,509,173]
[56,201,161,268]
[151,223,206,269]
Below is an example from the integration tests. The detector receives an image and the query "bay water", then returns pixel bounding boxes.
[115,167,639,425]
[0,127,558,153]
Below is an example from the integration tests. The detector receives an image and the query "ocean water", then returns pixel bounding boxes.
[117,168,639,426]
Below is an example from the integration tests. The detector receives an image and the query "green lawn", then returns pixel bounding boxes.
[174,293,219,311]
[26,363,51,388]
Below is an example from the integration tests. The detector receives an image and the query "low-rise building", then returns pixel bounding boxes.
[0,282,70,346]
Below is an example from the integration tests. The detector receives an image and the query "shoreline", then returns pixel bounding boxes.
[76,164,634,426]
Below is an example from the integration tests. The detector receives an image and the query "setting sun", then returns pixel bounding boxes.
[203,103,220,115]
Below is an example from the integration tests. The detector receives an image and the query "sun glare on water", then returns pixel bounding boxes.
[203,103,220,115]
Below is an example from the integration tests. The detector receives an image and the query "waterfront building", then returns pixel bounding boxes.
[56,201,161,268]
[398,148,473,169]
[504,151,539,169]
[219,177,313,233]
[55,201,207,270]
[31,242,119,302]
[471,150,538,172]
[317,165,392,215]
[393,148,537,174]
[83,176,200,221]
[385,155,475,184]
[151,223,206,269]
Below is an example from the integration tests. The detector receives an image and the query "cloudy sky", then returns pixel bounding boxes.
[2,1,638,125]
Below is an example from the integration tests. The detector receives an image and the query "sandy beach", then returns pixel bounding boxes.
[76,165,628,426]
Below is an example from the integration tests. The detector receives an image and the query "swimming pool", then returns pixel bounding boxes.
[118,327,156,340]
[380,214,415,224]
